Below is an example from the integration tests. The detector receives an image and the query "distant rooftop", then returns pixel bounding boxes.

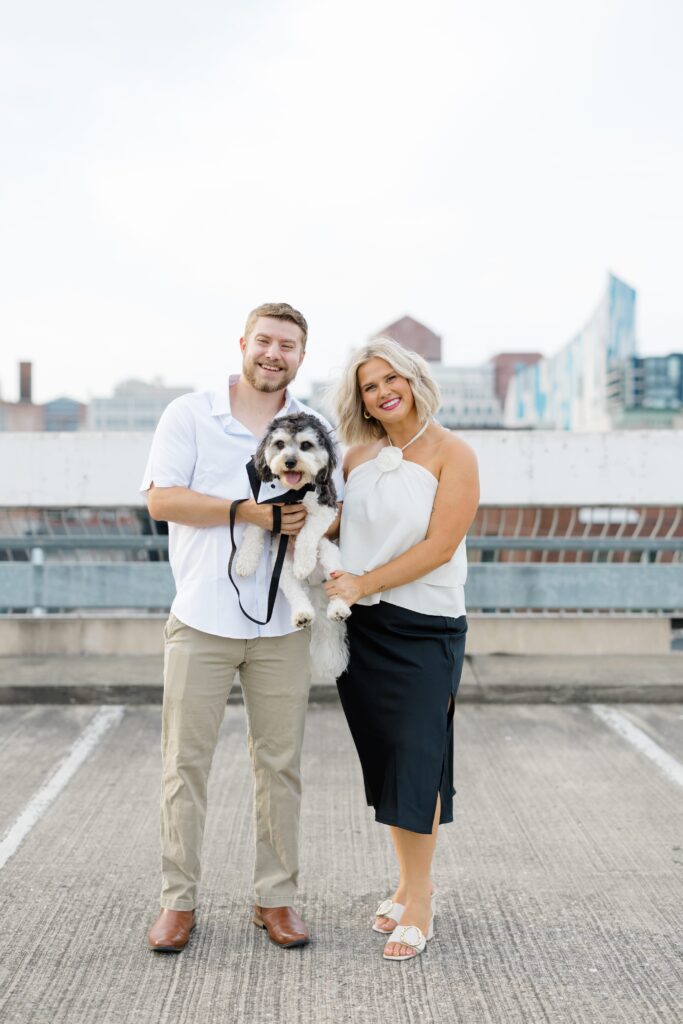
[373,315,442,362]
[112,378,193,398]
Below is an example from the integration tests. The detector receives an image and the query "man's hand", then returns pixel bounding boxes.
[235,499,308,536]
[278,503,308,536]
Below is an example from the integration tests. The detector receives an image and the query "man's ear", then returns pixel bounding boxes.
[254,439,274,481]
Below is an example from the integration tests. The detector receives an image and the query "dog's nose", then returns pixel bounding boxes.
[284,458,297,469]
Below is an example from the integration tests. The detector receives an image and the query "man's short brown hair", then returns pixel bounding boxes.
[244,302,308,349]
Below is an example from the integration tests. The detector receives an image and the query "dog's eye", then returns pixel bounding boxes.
[275,441,285,450]
[300,441,312,451]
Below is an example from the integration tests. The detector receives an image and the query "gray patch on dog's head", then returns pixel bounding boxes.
[253,433,275,481]
[269,428,291,445]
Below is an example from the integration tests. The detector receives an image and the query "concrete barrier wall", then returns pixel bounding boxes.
[0,615,670,656]
[2,430,683,506]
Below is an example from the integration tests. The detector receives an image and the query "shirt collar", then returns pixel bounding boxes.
[211,374,297,422]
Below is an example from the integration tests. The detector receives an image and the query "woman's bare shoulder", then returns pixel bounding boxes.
[342,440,383,478]
[435,428,478,472]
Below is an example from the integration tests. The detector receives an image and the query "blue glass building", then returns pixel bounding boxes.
[505,274,638,430]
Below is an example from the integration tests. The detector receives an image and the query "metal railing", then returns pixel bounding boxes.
[466,505,683,614]
[1,505,682,616]
[470,505,683,563]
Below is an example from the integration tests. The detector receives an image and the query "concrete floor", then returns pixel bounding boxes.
[0,703,681,1024]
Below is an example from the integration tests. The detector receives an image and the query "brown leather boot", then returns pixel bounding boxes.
[148,908,196,952]
[253,905,310,948]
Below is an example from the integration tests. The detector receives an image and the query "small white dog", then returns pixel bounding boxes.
[235,413,350,678]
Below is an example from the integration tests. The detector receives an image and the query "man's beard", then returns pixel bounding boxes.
[242,357,296,394]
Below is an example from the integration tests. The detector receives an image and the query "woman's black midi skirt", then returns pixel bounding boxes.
[336,600,467,835]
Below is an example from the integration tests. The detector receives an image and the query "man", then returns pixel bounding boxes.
[141,302,343,952]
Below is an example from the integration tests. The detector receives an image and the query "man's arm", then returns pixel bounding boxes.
[147,485,307,535]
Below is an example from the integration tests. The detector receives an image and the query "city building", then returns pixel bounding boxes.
[308,278,679,434]
[504,273,638,430]
[375,315,442,361]
[490,352,543,406]
[607,353,683,428]
[43,398,87,431]
[434,364,503,429]
[0,362,44,431]
[0,398,43,431]
[0,363,87,431]
[87,378,193,431]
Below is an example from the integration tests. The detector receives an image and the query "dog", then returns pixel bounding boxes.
[235,412,350,678]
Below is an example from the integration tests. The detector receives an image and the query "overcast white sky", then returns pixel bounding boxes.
[1,0,682,404]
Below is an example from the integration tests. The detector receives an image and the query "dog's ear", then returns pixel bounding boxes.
[315,468,337,508]
[317,423,338,473]
[254,437,274,482]
[313,423,337,504]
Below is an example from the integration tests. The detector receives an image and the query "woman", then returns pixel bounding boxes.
[324,338,479,962]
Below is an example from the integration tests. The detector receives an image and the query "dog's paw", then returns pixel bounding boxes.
[293,554,317,581]
[235,553,258,577]
[292,608,315,629]
[327,598,351,622]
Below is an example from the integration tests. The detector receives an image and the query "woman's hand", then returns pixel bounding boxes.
[323,570,365,606]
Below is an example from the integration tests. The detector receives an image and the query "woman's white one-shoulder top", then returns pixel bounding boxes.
[339,445,467,618]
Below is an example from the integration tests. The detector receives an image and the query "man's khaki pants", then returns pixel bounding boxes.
[160,613,311,910]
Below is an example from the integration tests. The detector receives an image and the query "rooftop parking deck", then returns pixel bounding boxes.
[0,699,681,1024]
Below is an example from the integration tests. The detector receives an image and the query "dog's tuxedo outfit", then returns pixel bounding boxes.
[246,455,313,517]
[140,381,344,911]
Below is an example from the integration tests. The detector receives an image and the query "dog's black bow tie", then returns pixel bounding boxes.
[245,457,314,506]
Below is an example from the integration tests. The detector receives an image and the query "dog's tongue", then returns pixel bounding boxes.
[283,471,303,487]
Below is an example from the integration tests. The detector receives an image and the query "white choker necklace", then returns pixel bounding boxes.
[375,420,430,473]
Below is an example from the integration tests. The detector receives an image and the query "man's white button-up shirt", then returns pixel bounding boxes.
[139,376,344,639]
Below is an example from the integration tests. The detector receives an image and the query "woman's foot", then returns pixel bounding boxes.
[383,892,433,959]
[374,886,407,932]
[375,884,434,933]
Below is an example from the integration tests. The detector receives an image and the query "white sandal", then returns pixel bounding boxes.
[373,891,436,934]
[383,918,434,961]
[372,897,405,933]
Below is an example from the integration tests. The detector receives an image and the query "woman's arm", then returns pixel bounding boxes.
[324,502,343,540]
[324,437,480,605]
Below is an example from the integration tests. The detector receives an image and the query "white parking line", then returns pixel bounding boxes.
[591,705,683,789]
[0,705,125,870]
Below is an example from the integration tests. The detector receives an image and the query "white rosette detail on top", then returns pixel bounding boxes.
[375,420,431,474]
[374,446,404,473]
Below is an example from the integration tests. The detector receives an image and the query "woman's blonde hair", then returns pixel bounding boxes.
[330,337,441,445]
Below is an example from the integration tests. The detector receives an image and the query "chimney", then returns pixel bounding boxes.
[19,362,32,403]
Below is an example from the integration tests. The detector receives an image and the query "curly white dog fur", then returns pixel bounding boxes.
[235,413,350,677]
